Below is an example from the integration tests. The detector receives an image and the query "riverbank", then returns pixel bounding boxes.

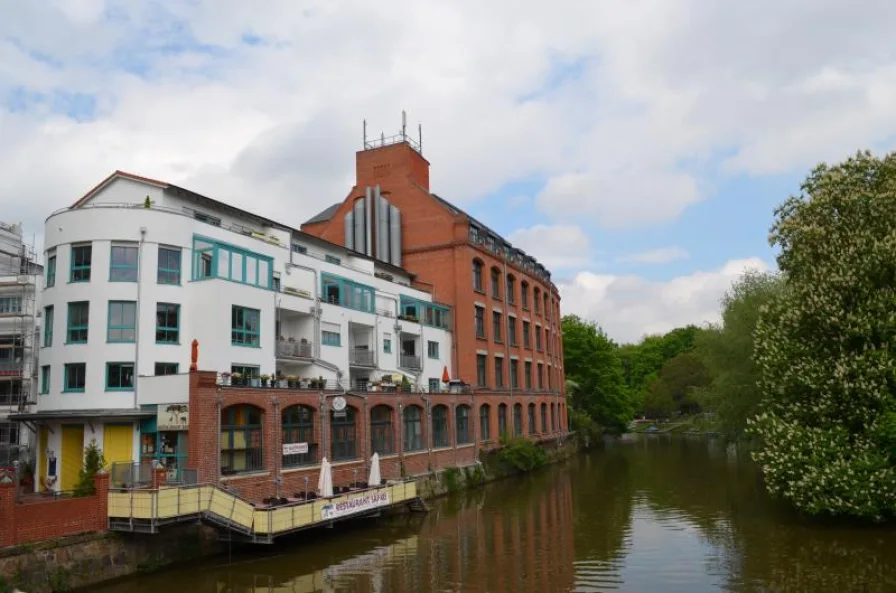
[0,436,579,593]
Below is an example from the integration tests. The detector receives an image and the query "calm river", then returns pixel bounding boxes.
[95,436,896,592]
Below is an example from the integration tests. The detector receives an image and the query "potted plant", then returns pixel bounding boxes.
[319,375,326,390]
[260,374,270,387]
[287,375,298,389]
[231,372,243,386]
[401,375,412,393]
[276,372,287,388]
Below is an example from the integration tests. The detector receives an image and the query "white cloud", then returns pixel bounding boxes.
[507,224,596,270]
[616,247,689,265]
[559,257,770,343]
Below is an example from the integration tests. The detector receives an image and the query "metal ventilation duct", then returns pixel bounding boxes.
[344,211,354,251]
[377,190,390,262]
[364,186,373,256]
[353,199,365,254]
[389,205,402,267]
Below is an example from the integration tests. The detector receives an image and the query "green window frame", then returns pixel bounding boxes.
[427,340,439,359]
[370,405,394,456]
[322,330,341,347]
[109,244,139,282]
[107,301,136,343]
[231,306,260,347]
[66,301,89,344]
[330,408,357,461]
[70,244,91,282]
[40,365,50,394]
[46,252,56,288]
[43,306,53,347]
[106,362,135,391]
[399,295,451,329]
[156,303,180,344]
[321,273,375,313]
[383,338,391,353]
[282,405,316,467]
[403,406,423,452]
[432,405,449,448]
[191,235,273,289]
[63,363,86,393]
[157,246,182,284]
[154,362,179,376]
[428,378,440,393]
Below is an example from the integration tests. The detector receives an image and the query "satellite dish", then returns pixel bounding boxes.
[332,396,347,411]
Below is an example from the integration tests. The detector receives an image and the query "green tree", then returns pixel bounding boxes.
[74,439,106,497]
[562,315,632,432]
[642,353,709,418]
[696,270,783,443]
[750,151,896,520]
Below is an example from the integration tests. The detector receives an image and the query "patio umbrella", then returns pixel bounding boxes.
[441,365,450,383]
[368,453,382,487]
[318,457,333,498]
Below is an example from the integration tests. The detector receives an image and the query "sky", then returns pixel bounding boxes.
[3,0,896,343]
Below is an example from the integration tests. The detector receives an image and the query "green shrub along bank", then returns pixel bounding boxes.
[497,437,548,473]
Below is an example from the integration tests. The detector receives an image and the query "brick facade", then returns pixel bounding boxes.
[188,371,567,503]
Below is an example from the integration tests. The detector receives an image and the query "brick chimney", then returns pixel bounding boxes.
[356,142,430,191]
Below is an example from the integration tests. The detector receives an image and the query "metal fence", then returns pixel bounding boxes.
[110,461,153,488]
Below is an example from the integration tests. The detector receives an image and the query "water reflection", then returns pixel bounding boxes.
[95,437,896,592]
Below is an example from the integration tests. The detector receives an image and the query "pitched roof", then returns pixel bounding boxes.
[304,202,342,225]
[71,170,168,208]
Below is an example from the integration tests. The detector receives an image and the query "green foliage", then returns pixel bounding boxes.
[463,464,485,487]
[441,467,461,492]
[562,315,632,433]
[0,576,14,593]
[74,439,106,497]
[749,151,896,520]
[642,353,709,418]
[498,437,548,472]
[696,270,783,443]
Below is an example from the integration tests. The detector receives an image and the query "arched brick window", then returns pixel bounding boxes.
[282,405,315,467]
[221,404,263,475]
[370,405,394,455]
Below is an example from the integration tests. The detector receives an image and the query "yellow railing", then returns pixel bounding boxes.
[108,481,418,538]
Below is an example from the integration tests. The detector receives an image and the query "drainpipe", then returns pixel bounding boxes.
[502,260,512,405]
[134,227,146,411]
[215,395,222,484]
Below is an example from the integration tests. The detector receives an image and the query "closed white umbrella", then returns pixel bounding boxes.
[368,453,381,487]
[318,457,333,498]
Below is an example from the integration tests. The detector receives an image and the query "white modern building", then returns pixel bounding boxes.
[21,171,453,492]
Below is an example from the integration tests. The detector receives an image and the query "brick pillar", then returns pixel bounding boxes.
[93,470,109,533]
[152,467,167,489]
[0,479,17,547]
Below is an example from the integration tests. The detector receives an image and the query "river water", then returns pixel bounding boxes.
[95,436,896,592]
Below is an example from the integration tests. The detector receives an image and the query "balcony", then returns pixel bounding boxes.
[400,354,421,370]
[349,349,375,367]
[277,339,313,360]
[0,362,22,377]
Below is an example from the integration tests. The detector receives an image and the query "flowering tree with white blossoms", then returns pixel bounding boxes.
[749,151,896,520]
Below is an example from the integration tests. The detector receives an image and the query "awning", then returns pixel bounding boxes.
[9,409,155,423]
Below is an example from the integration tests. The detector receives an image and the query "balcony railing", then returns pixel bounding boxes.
[400,354,421,369]
[0,362,22,375]
[277,340,313,359]
[349,349,375,367]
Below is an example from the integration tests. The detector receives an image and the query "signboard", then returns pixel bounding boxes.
[157,404,189,431]
[321,490,390,521]
[282,442,308,455]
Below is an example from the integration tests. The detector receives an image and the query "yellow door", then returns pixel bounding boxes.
[103,424,134,471]
[61,425,85,491]
[38,426,48,491]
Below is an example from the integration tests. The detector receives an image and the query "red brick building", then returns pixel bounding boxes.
[302,138,567,429]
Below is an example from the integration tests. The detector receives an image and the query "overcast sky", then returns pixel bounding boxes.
[3,1,896,342]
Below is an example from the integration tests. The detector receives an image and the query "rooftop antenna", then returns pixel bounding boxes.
[362,119,367,149]
[401,110,407,142]
[418,123,423,154]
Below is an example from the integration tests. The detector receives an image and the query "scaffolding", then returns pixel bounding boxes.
[0,221,39,468]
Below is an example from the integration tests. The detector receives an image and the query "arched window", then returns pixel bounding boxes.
[498,403,508,438]
[533,287,541,313]
[479,404,491,441]
[371,405,394,455]
[473,259,484,292]
[528,403,536,434]
[521,281,530,309]
[506,274,516,304]
[331,406,357,461]
[456,405,471,445]
[490,267,501,299]
[282,405,315,467]
[541,403,548,433]
[403,406,423,452]
[513,403,523,436]
[432,405,449,448]
[551,403,556,431]
[221,405,263,474]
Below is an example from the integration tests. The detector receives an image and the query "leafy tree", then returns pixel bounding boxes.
[749,151,896,520]
[642,353,709,418]
[696,270,783,443]
[562,315,632,432]
[74,439,106,497]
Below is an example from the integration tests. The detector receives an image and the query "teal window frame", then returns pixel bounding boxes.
[321,273,375,313]
[156,303,180,344]
[428,378,439,393]
[0,297,21,314]
[40,365,50,394]
[157,246,182,285]
[399,296,451,330]
[154,362,179,375]
[427,340,439,359]
[107,301,136,343]
[106,362,135,391]
[383,338,391,353]
[63,363,86,393]
[43,306,53,347]
[46,253,56,288]
[231,306,260,347]
[66,301,89,344]
[191,235,273,289]
[322,330,341,346]
[70,244,91,282]
[109,244,139,282]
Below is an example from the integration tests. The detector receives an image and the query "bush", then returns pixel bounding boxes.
[74,439,106,497]
[497,437,547,473]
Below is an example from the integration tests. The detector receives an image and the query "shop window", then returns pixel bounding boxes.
[403,406,423,452]
[456,405,471,445]
[282,405,316,467]
[331,407,357,461]
[220,405,264,474]
[432,405,449,448]
[370,405,393,455]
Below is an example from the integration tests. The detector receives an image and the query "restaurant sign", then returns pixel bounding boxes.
[157,404,189,431]
[282,442,309,455]
[321,490,390,521]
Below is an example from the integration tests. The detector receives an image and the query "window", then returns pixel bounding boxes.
[370,405,394,455]
[494,357,504,388]
[282,405,316,467]
[456,405,471,445]
[221,405,264,474]
[325,255,341,265]
[232,306,260,347]
[521,282,529,309]
[427,341,439,359]
[43,306,53,347]
[154,363,178,376]
[548,364,553,390]
[551,403,556,431]
[513,403,523,436]
[534,288,541,313]
[322,273,375,313]
[156,303,180,344]
[46,251,56,288]
[106,362,135,391]
[231,365,260,383]
[476,354,487,387]
[191,210,221,226]
[0,297,21,314]
[528,403,536,434]
[292,243,308,255]
[403,406,423,452]
[40,366,50,394]
[490,268,501,299]
[107,301,136,342]
[475,306,486,339]
[157,247,181,284]
[109,244,138,281]
[506,275,515,304]
[0,423,19,446]
[545,328,551,354]
[510,359,519,389]
[537,363,544,389]
[479,405,491,441]
[498,404,508,437]
[523,321,531,349]
[399,296,450,329]
[63,363,86,392]
[541,403,548,433]
[536,325,543,350]
[432,405,449,448]
[492,311,502,342]
[525,361,533,390]
[66,301,89,343]
[191,235,273,289]
[322,330,341,346]
[331,407,357,461]
[70,244,92,282]
[473,259,484,292]
[428,378,440,393]
[383,336,392,353]
[508,317,518,346]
